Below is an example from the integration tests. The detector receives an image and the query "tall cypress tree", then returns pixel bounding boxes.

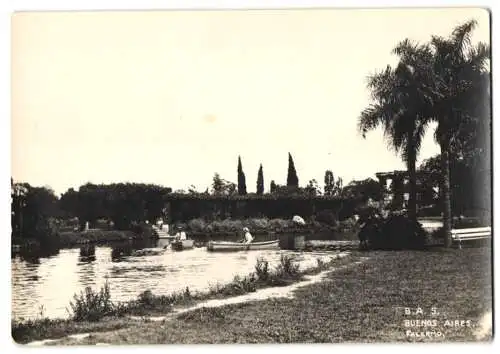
[256,164,264,195]
[287,153,299,188]
[237,156,247,195]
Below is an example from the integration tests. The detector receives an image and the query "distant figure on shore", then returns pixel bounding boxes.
[157,218,164,230]
[175,226,187,241]
[242,227,254,244]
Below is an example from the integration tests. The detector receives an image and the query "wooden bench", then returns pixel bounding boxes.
[451,226,491,249]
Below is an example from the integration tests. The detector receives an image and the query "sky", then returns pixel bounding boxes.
[11,8,490,196]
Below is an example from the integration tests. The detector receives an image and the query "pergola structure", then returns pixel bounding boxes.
[375,170,439,210]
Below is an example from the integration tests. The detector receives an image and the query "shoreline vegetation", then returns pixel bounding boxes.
[11,216,362,250]
[11,214,487,252]
[13,247,492,344]
[12,253,355,344]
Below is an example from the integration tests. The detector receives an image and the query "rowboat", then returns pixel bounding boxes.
[171,239,195,251]
[207,239,280,252]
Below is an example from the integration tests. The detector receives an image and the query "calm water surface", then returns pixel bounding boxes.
[12,238,339,320]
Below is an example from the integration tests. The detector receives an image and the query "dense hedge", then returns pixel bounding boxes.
[166,195,362,223]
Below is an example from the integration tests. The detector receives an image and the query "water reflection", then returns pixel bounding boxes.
[15,247,60,265]
[78,252,97,287]
[79,245,96,263]
[12,236,342,320]
[111,246,133,261]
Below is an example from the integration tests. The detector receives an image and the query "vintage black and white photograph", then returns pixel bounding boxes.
[10,7,492,345]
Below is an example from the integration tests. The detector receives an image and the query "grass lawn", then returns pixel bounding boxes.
[31,246,492,345]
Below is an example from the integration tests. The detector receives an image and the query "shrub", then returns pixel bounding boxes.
[269,218,293,231]
[205,219,244,233]
[315,209,338,226]
[232,274,257,293]
[187,218,206,232]
[220,275,257,296]
[276,254,300,276]
[137,290,155,306]
[337,217,358,232]
[247,218,270,231]
[209,220,223,232]
[310,220,322,229]
[359,214,426,250]
[130,222,155,238]
[68,282,115,321]
[255,257,270,281]
[220,219,243,232]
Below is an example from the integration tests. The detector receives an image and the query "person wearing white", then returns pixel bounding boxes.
[243,227,253,244]
[175,226,187,241]
[157,218,163,230]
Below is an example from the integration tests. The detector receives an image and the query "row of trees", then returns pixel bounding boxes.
[234,153,300,196]
[359,19,490,247]
[231,153,345,197]
[11,181,174,243]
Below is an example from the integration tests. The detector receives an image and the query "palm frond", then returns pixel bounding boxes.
[358,104,384,138]
[467,42,491,71]
[451,19,477,54]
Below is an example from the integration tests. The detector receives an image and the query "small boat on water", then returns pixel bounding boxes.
[207,239,280,252]
[171,239,195,251]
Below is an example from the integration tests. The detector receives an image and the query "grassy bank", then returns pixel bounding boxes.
[12,253,355,344]
[18,246,492,344]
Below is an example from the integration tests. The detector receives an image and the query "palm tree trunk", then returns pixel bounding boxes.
[407,143,418,225]
[440,143,453,248]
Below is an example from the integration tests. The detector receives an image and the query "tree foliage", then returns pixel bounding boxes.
[59,182,173,230]
[237,156,247,195]
[324,170,343,197]
[305,179,321,196]
[270,180,277,194]
[256,164,264,195]
[341,178,383,202]
[211,173,237,196]
[286,153,299,188]
[11,182,60,244]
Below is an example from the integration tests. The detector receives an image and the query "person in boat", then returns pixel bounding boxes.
[242,227,254,244]
[174,226,187,241]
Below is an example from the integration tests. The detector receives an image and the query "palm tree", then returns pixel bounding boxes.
[360,20,489,248]
[359,39,434,226]
[428,20,490,247]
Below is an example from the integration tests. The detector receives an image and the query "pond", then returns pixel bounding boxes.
[11,236,344,321]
